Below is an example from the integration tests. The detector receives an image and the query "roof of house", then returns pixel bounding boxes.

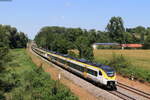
[121,44,143,48]
[93,43,119,45]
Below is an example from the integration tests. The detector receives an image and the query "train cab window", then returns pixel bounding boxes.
[99,71,102,76]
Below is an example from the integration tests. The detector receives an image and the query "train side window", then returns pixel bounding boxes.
[99,71,102,76]
[87,68,97,76]
[94,71,97,76]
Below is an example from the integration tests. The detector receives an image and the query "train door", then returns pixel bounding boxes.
[98,70,103,84]
[83,67,87,78]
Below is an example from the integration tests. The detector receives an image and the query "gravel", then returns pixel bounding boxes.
[31,47,121,100]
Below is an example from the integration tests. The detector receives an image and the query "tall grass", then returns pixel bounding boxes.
[1,49,78,100]
[101,53,150,83]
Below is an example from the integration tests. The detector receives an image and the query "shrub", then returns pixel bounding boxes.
[68,51,78,58]
[107,53,131,70]
[1,49,78,100]
[9,66,78,100]
[106,53,150,83]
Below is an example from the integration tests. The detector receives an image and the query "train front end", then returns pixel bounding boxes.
[101,66,117,90]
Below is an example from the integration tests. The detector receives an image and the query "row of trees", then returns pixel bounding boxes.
[0,25,28,67]
[107,17,150,44]
[0,25,28,99]
[35,17,150,61]
[35,27,95,60]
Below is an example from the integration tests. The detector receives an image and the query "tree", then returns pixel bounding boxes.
[75,36,94,61]
[123,32,133,43]
[19,32,28,48]
[146,27,150,35]
[51,35,71,54]
[126,26,146,43]
[0,25,9,68]
[96,31,111,43]
[143,34,150,49]
[106,17,125,43]
[88,29,97,44]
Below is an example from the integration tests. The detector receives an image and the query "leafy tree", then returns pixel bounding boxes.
[35,26,94,60]
[0,25,9,68]
[146,27,150,35]
[88,29,97,44]
[75,36,94,60]
[123,32,133,43]
[51,35,71,54]
[96,31,111,43]
[0,24,28,100]
[106,17,125,43]
[126,26,146,43]
[143,34,150,49]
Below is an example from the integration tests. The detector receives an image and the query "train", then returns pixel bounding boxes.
[31,45,117,90]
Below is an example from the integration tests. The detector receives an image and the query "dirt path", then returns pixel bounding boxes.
[117,75,150,94]
[27,48,101,100]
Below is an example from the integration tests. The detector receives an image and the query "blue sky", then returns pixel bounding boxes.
[0,0,149,39]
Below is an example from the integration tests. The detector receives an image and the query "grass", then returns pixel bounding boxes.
[1,49,78,100]
[94,49,150,70]
[7,49,35,73]
[69,49,150,82]
[94,49,150,82]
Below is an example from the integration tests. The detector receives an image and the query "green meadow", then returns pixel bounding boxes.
[0,49,78,100]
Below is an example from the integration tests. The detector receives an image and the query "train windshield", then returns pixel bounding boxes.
[101,66,115,77]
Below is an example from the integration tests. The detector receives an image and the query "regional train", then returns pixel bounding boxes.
[31,45,117,90]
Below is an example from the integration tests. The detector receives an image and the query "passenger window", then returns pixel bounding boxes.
[99,71,102,76]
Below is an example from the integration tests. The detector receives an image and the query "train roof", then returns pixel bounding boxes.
[43,48,114,72]
[100,65,115,72]
[93,43,119,45]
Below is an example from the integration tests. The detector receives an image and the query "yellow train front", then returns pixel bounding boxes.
[96,65,117,90]
[32,46,117,90]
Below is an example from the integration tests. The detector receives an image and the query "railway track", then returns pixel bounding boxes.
[109,91,136,100]
[31,46,150,100]
[108,82,150,100]
[117,82,150,100]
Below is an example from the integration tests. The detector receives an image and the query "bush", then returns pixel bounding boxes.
[9,66,78,100]
[106,54,150,83]
[68,51,78,58]
[1,49,78,100]
[107,53,131,70]
[143,34,150,49]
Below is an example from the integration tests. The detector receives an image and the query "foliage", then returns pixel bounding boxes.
[35,26,95,60]
[0,24,28,99]
[95,50,150,82]
[51,35,71,54]
[0,24,28,69]
[0,49,78,100]
[74,36,94,60]
[68,51,79,58]
[106,17,125,43]
[0,25,28,49]
[0,26,9,68]
[106,54,150,82]
[106,53,131,70]
[126,26,146,43]
[143,34,150,49]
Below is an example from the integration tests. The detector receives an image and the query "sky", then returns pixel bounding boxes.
[0,0,150,39]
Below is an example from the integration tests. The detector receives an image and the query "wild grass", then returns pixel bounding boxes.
[94,49,150,82]
[94,50,150,70]
[1,49,78,100]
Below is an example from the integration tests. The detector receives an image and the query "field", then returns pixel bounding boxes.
[1,49,78,100]
[94,50,150,70]
[94,49,150,82]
